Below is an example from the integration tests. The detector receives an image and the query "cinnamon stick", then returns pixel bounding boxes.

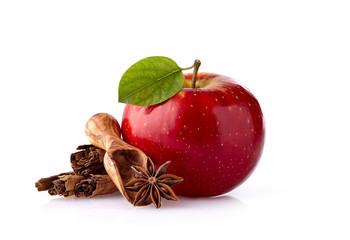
[70,144,106,175]
[54,173,86,197]
[75,174,118,198]
[35,172,72,192]
[35,144,117,198]
[35,172,118,197]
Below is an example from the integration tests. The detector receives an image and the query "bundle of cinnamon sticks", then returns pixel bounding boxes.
[35,145,118,198]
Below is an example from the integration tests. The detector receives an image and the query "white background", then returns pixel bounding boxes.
[1,0,350,239]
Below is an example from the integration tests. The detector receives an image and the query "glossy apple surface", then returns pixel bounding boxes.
[121,72,265,197]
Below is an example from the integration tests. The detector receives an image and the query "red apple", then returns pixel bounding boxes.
[121,72,265,197]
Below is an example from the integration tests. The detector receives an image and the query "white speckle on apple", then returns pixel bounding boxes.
[216,121,220,125]
[251,128,254,132]
[221,143,224,146]
[171,107,175,111]
[239,107,243,111]
[235,132,238,135]
[205,106,208,109]
[228,106,232,111]
[178,116,181,119]
[247,119,250,123]
[235,96,239,100]
[190,104,194,108]
[166,131,169,135]
[228,133,232,136]
[143,122,147,126]
[197,127,200,131]
[235,144,238,147]
[215,98,218,102]
[222,96,225,99]
[180,132,182,135]
[194,93,197,96]
[247,155,250,159]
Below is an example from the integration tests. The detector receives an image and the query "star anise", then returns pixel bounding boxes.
[125,158,183,208]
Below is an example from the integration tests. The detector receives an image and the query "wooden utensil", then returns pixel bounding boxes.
[85,113,151,205]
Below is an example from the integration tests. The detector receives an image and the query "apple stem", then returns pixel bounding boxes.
[191,59,201,88]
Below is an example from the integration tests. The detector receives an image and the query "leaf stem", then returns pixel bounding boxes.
[191,59,201,88]
[181,66,195,71]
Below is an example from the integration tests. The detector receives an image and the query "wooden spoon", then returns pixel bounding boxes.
[85,113,151,205]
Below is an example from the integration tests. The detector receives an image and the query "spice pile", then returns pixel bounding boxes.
[35,145,118,198]
[36,113,183,208]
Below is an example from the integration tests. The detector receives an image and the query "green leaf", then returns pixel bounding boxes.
[118,56,184,106]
